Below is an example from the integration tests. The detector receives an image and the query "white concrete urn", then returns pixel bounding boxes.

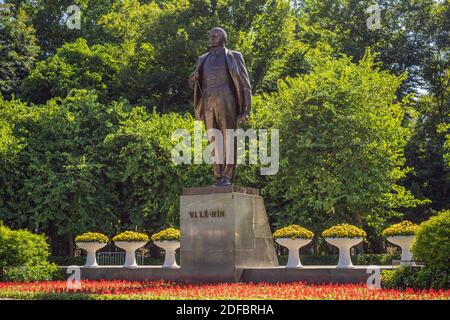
[154,240,180,268]
[325,237,363,268]
[387,236,415,265]
[76,242,107,268]
[114,241,147,267]
[275,238,312,268]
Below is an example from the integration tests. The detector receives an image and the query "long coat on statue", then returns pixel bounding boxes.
[189,48,252,121]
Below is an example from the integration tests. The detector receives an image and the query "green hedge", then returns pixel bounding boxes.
[382,210,450,290]
[382,266,449,290]
[412,210,450,269]
[0,223,50,268]
[0,91,209,257]
[0,222,59,282]
[2,262,62,282]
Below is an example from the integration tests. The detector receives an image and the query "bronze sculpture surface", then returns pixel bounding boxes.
[189,27,252,186]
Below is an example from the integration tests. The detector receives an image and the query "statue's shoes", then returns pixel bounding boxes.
[214,177,223,186]
[218,176,232,186]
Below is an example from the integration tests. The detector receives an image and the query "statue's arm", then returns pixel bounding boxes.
[188,71,197,89]
[235,53,252,115]
[189,57,202,89]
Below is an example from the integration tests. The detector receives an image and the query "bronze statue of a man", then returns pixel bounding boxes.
[189,27,252,186]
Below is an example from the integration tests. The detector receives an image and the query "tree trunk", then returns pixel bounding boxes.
[68,235,74,257]
[312,234,320,255]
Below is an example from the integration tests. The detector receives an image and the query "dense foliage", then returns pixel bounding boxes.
[0,90,208,254]
[382,210,450,290]
[0,222,50,268]
[0,9,39,100]
[0,222,59,281]
[412,210,450,269]
[2,261,60,282]
[382,266,449,290]
[250,52,426,237]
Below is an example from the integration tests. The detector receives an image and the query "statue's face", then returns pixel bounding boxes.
[208,30,224,48]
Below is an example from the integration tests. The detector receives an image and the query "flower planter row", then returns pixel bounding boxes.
[79,235,414,270]
[77,240,180,268]
[276,235,415,268]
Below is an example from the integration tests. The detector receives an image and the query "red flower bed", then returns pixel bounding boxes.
[0,280,448,300]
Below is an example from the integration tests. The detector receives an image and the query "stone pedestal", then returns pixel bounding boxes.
[180,186,279,282]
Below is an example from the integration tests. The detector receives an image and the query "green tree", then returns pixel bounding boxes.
[5,0,120,55]
[295,0,450,219]
[0,8,39,99]
[21,38,128,104]
[247,51,425,252]
[20,0,299,112]
[97,0,299,111]
[404,51,450,219]
[439,117,450,167]
[0,90,210,255]
[404,94,450,221]
[0,91,123,253]
[298,0,448,96]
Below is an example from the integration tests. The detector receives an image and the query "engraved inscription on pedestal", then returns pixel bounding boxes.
[180,186,279,282]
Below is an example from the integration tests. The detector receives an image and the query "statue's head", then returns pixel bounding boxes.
[208,27,227,48]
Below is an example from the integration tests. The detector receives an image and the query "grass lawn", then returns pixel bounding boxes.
[0,281,448,300]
